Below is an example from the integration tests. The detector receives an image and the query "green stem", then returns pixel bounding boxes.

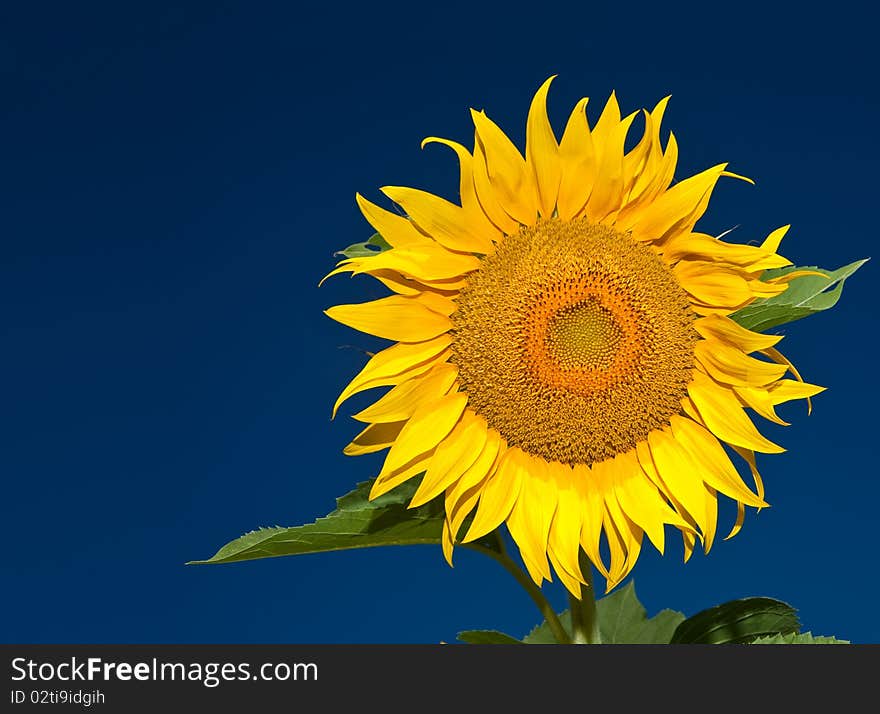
[467,533,570,644]
[569,554,601,644]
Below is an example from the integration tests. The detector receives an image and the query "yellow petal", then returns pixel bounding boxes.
[761,224,790,253]
[333,335,452,418]
[445,429,503,537]
[645,428,716,543]
[628,164,728,243]
[585,111,637,222]
[725,501,746,540]
[590,92,621,151]
[547,544,585,597]
[694,314,783,353]
[729,445,766,504]
[572,462,609,579]
[409,411,488,508]
[463,446,523,543]
[669,415,767,507]
[506,453,556,583]
[694,339,789,387]
[347,244,480,283]
[421,137,503,245]
[352,363,458,423]
[356,193,433,249]
[547,462,587,587]
[525,76,561,218]
[687,371,785,453]
[732,385,790,426]
[662,233,792,272]
[370,450,434,499]
[610,450,692,554]
[377,392,468,479]
[760,346,815,414]
[768,379,826,405]
[471,133,520,234]
[343,420,406,456]
[381,185,495,254]
[557,98,595,220]
[673,261,753,309]
[622,130,678,219]
[471,109,537,225]
[325,293,452,342]
[441,517,455,566]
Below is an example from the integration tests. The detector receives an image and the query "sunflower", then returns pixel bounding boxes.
[323,77,824,595]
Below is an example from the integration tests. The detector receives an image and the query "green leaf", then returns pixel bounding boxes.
[750,631,850,645]
[333,233,391,260]
[522,611,573,644]
[729,259,868,332]
[188,478,497,565]
[670,597,800,644]
[522,582,684,644]
[596,582,686,644]
[457,630,523,645]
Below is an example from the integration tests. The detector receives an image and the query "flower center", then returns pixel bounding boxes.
[450,218,698,466]
[546,299,621,371]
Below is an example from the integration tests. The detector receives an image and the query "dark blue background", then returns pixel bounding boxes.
[3,2,876,643]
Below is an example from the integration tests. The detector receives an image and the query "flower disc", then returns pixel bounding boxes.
[452,218,698,465]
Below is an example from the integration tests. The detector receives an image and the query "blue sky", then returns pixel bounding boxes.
[2,1,876,643]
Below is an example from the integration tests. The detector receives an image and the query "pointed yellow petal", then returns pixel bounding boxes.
[348,244,480,283]
[687,371,785,453]
[421,137,503,244]
[441,516,455,566]
[352,363,458,423]
[572,462,610,579]
[591,92,621,150]
[370,450,434,499]
[377,392,468,479]
[622,131,679,219]
[732,385,791,426]
[548,544,584,597]
[585,111,637,222]
[673,261,753,309]
[332,335,452,418]
[409,411,488,508]
[463,446,523,543]
[356,193,432,249]
[725,501,746,540]
[729,445,766,504]
[445,429,502,537]
[471,134,520,234]
[628,164,728,243]
[768,379,826,405]
[547,462,587,588]
[760,346,816,414]
[694,314,783,353]
[611,450,692,554]
[343,420,406,456]
[694,339,789,387]
[669,415,767,507]
[646,428,715,543]
[557,98,595,220]
[506,453,556,582]
[381,185,495,254]
[662,233,792,272]
[471,109,537,225]
[325,293,452,342]
[525,76,561,218]
[761,225,790,253]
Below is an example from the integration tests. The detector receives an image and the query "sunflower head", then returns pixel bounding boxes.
[324,77,825,595]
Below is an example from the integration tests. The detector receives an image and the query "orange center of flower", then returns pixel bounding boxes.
[450,218,698,466]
